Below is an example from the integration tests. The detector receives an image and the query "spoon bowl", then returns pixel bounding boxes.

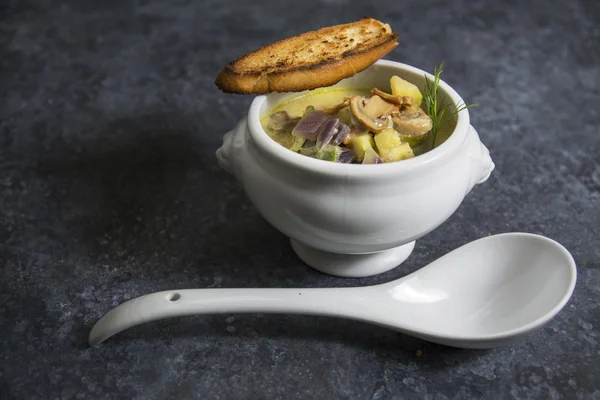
[360,232,577,347]
[89,233,576,348]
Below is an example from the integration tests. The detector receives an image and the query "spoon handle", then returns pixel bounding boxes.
[89,287,368,345]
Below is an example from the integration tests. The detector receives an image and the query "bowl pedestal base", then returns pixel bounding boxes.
[290,240,416,278]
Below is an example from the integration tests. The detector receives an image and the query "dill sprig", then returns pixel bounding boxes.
[423,62,477,148]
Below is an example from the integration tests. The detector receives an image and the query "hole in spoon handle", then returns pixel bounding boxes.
[166,293,180,301]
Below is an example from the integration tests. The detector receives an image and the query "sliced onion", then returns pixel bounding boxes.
[338,148,356,164]
[362,148,382,164]
[332,123,350,145]
[316,118,339,151]
[291,110,331,141]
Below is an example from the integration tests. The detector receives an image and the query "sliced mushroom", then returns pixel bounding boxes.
[350,115,370,135]
[321,98,350,115]
[370,88,413,106]
[349,95,395,132]
[391,105,433,146]
[268,111,301,133]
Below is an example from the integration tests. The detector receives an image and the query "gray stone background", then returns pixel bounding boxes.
[1,0,599,398]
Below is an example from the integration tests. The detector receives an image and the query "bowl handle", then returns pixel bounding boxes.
[466,125,494,193]
[216,117,247,178]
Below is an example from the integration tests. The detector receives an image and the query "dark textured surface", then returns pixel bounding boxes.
[1,0,599,398]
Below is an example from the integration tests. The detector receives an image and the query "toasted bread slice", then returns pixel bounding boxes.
[215,17,399,94]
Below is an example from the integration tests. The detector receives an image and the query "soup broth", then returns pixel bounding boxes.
[260,76,456,164]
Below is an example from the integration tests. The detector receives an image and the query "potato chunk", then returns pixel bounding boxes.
[390,76,423,107]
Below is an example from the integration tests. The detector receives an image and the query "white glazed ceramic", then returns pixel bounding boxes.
[89,233,577,348]
[216,60,494,278]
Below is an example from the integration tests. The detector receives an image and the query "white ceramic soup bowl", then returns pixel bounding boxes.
[217,60,494,278]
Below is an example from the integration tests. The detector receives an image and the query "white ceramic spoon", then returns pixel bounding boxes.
[89,233,576,348]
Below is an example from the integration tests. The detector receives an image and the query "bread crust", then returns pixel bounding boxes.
[215,18,399,94]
